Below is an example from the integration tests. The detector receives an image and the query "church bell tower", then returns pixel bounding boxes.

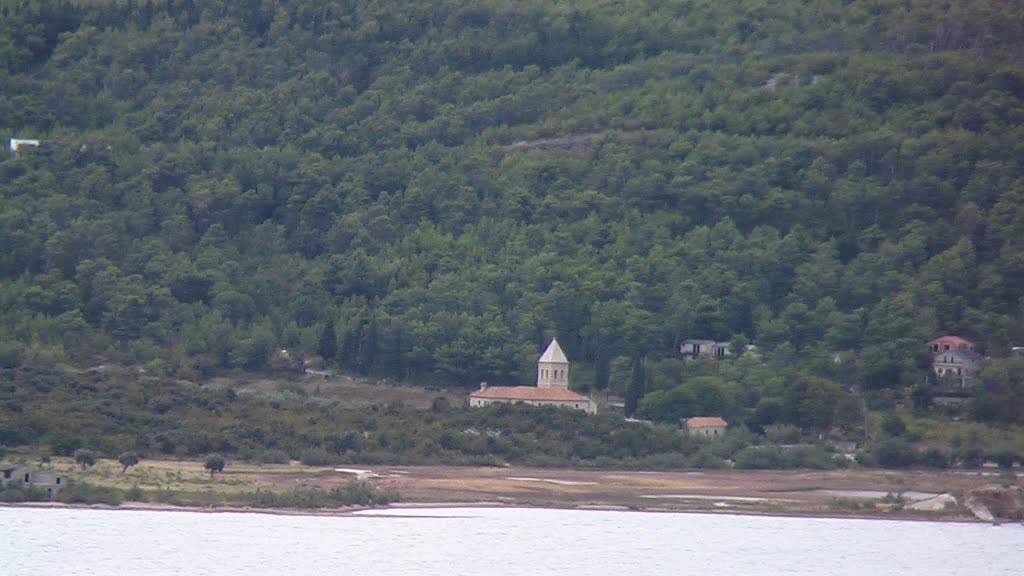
[537,339,569,389]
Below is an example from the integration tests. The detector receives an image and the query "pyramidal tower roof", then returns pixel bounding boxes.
[539,339,568,363]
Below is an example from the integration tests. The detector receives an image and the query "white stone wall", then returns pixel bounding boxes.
[469,396,595,414]
[691,426,726,437]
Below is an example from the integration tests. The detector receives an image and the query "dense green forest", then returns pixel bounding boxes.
[2,0,1024,463]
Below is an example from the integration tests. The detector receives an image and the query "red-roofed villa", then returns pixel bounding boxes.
[469,339,596,414]
[928,335,982,387]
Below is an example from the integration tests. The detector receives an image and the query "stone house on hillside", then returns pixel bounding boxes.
[685,416,728,437]
[928,335,982,388]
[932,348,983,387]
[679,339,731,360]
[1,462,63,497]
[469,339,596,413]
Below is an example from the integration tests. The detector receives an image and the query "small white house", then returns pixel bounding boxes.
[679,339,731,360]
[9,138,41,153]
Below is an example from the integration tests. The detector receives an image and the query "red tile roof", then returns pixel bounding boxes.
[470,386,591,402]
[686,416,728,429]
[929,336,974,348]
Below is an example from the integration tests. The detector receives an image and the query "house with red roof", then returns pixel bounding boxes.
[928,335,974,354]
[928,335,982,387]
[469,339,596,414]
[685,416,728,437]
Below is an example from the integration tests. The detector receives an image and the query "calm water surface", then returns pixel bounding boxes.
[3,506,1021,575]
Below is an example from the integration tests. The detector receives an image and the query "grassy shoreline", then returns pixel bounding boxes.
[3,456,1019,523]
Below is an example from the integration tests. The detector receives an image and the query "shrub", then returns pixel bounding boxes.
[238,482,397,509]
[634,452,692,469]
[855,451,877,467]
[958,447,986,468]
[0,483,48,502]
[734,446,784,469]
[299,448,341,466]
[56,480,122,506]
[0,341,24,368]
[125,485,144,501]
[689,450,729,469]
[990,449,1017,469]
[881,414,906,437]
[763,424,801,445]
[781,445,836,469]
[828,497,863,511]
[919,448,949,468]
[50,434,81,456]
[258,449,291,464]
[874,438,918,468]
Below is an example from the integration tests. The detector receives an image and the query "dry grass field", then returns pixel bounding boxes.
[208,373,460,410]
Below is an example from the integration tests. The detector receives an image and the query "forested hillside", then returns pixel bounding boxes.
[2,0,1024,452]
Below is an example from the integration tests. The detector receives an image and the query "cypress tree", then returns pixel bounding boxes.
[317,318,337,364]
[624,356,645,417]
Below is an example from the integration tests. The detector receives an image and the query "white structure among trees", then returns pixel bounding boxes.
[9,138,41,152]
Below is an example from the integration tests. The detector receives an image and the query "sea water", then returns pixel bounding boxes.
[2,506,1021,575]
